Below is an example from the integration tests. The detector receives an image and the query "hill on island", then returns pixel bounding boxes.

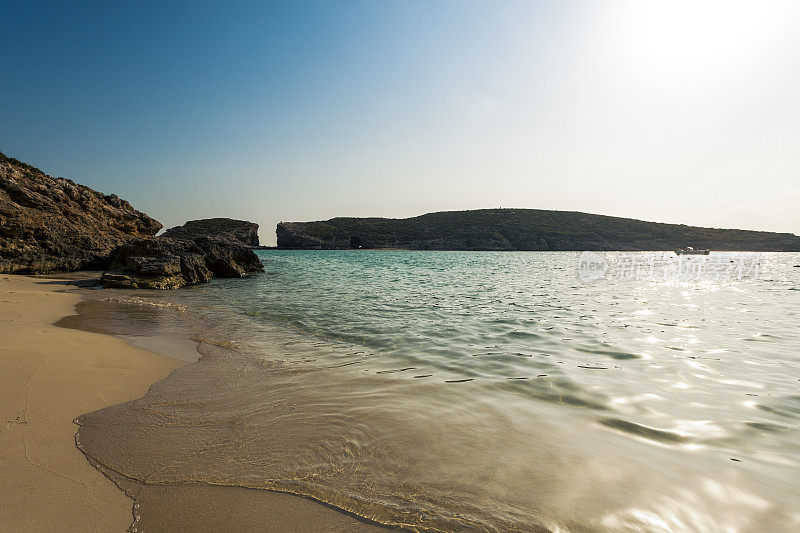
[277,209,800,251]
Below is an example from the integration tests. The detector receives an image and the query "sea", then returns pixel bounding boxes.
[63,251,800,532]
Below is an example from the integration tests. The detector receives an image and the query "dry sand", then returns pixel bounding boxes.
[0,275,183,532]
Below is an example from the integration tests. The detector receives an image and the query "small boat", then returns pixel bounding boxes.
[675,247,710,255]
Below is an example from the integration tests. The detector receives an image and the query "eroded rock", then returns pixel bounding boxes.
[0,151,162,273]
[163,218,259,247]
[101,230,263,290]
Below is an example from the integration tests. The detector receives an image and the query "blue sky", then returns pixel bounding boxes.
[2,0,799,244]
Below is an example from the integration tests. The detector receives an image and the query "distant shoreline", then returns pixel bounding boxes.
[275,209,800,252]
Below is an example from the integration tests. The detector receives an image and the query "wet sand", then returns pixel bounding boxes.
[0,274,182,531]
[0,275,387,532]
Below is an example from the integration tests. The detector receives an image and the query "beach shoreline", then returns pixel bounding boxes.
[0,274,388,532]
[0,274,184,531]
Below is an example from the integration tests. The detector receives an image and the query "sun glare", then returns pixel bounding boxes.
[605,0,800,87]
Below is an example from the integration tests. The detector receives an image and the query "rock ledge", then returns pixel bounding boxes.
[101,220,264,289]
[163,218,259,247]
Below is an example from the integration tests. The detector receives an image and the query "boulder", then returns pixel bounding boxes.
[0,151,162,273]
[101,230,264,290]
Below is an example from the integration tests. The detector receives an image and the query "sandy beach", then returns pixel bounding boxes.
[0,275,182,531]
[0,275,387,532]
[3,2,800,529]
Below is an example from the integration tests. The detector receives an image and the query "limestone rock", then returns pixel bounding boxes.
[101,231,263,290]
[0,151,162,273]
[163,218,259,247]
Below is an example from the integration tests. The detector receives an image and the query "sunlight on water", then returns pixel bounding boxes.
[72,251,800,532]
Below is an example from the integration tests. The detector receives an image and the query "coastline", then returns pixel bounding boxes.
[0,274,388,532]
[0,274,183,531]
[2,252,798,531]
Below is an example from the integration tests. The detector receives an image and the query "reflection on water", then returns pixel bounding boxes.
[68,251,800,531]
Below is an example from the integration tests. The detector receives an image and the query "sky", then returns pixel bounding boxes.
[1,0,799,245]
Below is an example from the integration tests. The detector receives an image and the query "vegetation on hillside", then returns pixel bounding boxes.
[277,209,800,251]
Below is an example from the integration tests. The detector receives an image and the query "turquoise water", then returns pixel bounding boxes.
[76,251,800,531]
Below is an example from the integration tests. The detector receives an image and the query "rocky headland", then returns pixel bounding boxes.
[0,151,162,273]
[277,209,800,251]
[0,151,263,288]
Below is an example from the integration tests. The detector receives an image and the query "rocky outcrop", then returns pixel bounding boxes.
[0,151,264,286]
[277,209,800,251]
[276,222,330,249]
[101,222,264,290]
[163,218,260,247]
[0,151,162,273]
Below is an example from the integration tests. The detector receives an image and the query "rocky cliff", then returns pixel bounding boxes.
[101,219,264,289]
[277,209,800,251]
[163,218,259,247]
[0,152,162,273]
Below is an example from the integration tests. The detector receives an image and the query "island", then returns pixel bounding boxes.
[277,210,800,251]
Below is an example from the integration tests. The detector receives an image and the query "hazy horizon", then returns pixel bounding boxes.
[2,0,799,245]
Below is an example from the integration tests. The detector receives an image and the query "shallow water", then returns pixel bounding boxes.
[71,251,800,531]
